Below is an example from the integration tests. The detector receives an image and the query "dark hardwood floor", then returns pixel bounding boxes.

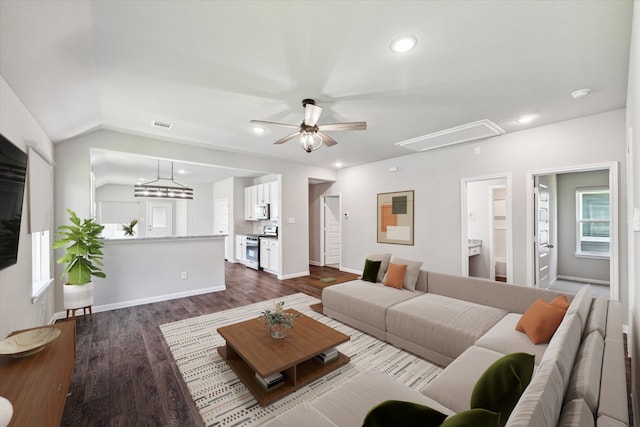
[58,263,357,427]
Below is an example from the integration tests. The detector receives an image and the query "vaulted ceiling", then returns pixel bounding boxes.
[0,0,633,177]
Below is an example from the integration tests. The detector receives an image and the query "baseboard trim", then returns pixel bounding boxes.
[309,260,321,267]
[556,275,610,286]
[280,271,310,280]
[340,266,361,275]
[52,285,226,321]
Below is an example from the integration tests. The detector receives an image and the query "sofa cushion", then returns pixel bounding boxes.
[515,298,566,344]
[362,259,382,283]
[365,253,391,283]
[475,313,548,365]
[362,400,447,427]
[584,297,608,338]
[422,346,505,413]
[383,256,423,291]
[441,409,501,427]
[597,336,629,425]
[387,294,507,361]
[596,415,629,427]
[322,280,419,331]
[538,313,582,389]
[558,399,595,427]
[566,284,593,328]
[313,370,454,427]
[470,352,535,427]
[384,262,407,289]
[549,295,570,310]
[262,403,337,427]
[566,330,604,413]
[504,362,564,427]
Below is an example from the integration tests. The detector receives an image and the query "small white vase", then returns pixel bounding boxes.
[270,324,287,339]
[0,396,13,427]
[63,282,94,310]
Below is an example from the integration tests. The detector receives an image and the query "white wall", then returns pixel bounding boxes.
[626,1,639,423]
[0,76,56,338]
[54,129,337,303]
[336,109,629,322]
[187,183,213,236]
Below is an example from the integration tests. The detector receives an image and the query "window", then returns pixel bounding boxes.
[576,188,610,258]
[32,230,52,301]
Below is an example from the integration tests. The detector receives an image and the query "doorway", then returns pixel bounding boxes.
[460,174,513,283]
[527,162,618,300]
[322,195,341,268]
[147,201,173,237]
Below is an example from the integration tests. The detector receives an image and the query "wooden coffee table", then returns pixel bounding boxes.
[217,309,350,406]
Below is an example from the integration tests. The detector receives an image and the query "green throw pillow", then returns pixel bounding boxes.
[470,352,535,427]
[362,259,382,283]
[441,408,501,427]
[362,400,448,427]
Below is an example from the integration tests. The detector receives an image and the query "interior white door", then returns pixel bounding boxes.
[147,201,172,237]
[534,178,552,288]
[324,196,341,266]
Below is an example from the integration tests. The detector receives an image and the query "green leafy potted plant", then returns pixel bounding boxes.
[53,209,106,312]
[122,218,138,237]
[259,301,300,339]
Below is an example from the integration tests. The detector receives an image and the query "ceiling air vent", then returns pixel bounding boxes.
[151,120,174,130]
[395,119,505,152]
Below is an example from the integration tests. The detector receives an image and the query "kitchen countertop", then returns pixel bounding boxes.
[468,239,482,248]
[105,235,227,243]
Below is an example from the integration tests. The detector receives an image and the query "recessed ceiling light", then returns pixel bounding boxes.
[390,35,417,53]
[335,162,342,168]
[571,88,591,99]
[177,169,185,175]
[252,126,265,134]
[515,115,536,124]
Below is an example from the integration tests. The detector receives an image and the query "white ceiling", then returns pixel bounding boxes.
[0,0,634,184]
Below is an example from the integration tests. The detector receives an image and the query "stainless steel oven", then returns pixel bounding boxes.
[245,235,260,270]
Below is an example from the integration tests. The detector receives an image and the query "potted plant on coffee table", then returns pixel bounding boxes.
[53,209,106,317]
[259,301,299,339]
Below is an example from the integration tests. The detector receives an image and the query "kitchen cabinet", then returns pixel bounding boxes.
[235,235,247,264]
[259,238,279,274]
[269,181,279,222]
[244,186,257,220]
[244,181,279,222]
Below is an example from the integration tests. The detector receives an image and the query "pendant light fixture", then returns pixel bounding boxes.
[134,160,194,199]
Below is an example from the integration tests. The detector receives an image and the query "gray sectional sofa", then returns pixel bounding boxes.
[266,258,629,427]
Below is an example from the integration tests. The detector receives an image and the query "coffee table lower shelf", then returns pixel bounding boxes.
[217,345,350,406]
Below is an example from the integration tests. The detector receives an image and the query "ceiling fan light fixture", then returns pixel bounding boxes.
[299,131,323,153]
[390,35,417,53]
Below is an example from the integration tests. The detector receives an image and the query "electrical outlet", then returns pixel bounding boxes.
[181,272,188,280]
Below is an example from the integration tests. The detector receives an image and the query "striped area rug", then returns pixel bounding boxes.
[160,293,442,426]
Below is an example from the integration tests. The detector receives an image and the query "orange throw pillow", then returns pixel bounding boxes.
[384,262,407,289]
[549,295,569,311]
[515,298,566,344]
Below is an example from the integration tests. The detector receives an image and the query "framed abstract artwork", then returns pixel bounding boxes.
[377,190,414,245]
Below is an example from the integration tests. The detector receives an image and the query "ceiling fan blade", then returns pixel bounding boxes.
[250,119,299,129]
[273,131,300,145]
[304,104,323,126]
[319,122,367,131]
[318,132,338,147]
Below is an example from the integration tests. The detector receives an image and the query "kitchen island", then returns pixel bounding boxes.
[94,235,226,312]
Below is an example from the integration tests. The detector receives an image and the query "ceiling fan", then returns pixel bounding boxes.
[250,99,367,153]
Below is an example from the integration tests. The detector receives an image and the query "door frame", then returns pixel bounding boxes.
[460,173,513,282]
[146,201,173,237]
[320,194,341,268]
[526,161,619,300]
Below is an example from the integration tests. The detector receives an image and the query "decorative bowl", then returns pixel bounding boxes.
[0,328,61,358]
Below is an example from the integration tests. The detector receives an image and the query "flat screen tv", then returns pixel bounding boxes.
[0,133,27,271]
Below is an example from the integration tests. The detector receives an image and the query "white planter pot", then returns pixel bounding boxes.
[63,282,94,310]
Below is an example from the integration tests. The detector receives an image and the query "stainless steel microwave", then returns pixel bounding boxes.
[255,204,270,220]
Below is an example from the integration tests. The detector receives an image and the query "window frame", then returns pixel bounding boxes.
[575,187,610,259]
[31,230,53,302]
